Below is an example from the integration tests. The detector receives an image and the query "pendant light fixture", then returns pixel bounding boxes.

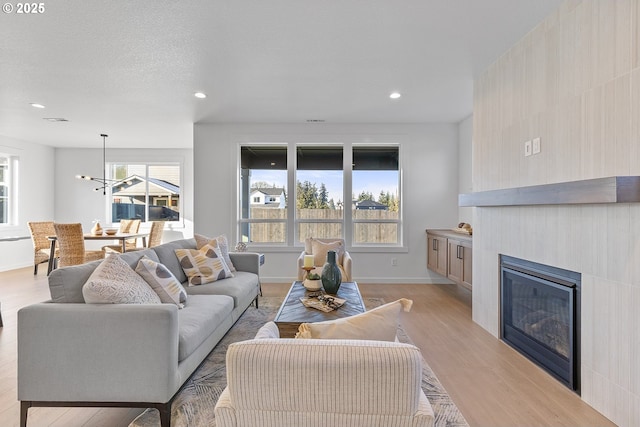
[76,133,130,195]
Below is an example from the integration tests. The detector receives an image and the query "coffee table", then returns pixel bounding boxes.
[274,281,365,338]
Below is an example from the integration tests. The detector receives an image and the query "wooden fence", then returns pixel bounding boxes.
[244,208,398,243]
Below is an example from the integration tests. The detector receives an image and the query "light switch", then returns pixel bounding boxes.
[524,140,532,157]
[532,137,541,154]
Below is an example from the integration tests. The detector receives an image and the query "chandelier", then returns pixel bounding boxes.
[76,133,130,195]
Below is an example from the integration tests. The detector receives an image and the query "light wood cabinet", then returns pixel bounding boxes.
[426,229,472,291]
[427,233,447,276]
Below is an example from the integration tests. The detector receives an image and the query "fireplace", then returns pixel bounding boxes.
[500,255,580,392]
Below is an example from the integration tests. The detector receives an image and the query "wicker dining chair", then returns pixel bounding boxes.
[27,221,59,275]
[127,221,164,251]
[102,219,141,253]
[53,223,105,268]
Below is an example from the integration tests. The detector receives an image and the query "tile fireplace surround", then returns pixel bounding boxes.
[471,202,640,427]
[467,2,640,425]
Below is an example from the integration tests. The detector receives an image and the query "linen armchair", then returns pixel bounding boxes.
[214,332,434,427]
[297,237,352,281]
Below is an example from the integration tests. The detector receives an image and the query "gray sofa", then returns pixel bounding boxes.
[17,238,261,427]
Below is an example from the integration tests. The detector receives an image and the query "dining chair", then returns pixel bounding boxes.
[27,221,59,275]
[102,218,141,253]
[53,223,105,268]
[127,221,165,251]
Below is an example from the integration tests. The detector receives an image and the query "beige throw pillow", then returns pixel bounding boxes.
[135,256,188,308]
[194,233,236,272]
[309,238,345,267]
[175,241,234,286]
[295,298,413,341]
[82,254,161,304]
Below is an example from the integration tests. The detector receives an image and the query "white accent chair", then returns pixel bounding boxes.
[214,324,434,427]
[296,237,352,282]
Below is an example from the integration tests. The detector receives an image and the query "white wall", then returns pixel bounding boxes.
[54,147,195,251]
[472,1,639,425]
[194,123,459,284]
[458,114,473,224]
[0,136,55,271]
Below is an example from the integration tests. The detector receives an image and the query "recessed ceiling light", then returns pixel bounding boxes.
[43,118,69,122]
[306,119,325,123]
[389,92,402,99]
[30,103,46,108]
[194,92,207,99]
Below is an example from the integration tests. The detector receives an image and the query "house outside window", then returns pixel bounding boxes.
[352,146,399,244]
[238,143,401,247]
[239,146,287,243]
[108,163,181,223]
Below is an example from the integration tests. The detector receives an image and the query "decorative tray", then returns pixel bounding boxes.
[300,293,346,313]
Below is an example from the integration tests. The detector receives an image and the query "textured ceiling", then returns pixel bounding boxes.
[0,0,563,149]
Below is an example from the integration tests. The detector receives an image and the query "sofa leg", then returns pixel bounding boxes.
[20,401,31,427]
[254,295,259,309]
[157,402,172,427]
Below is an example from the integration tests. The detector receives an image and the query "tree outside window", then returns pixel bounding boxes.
[238,144,401,247]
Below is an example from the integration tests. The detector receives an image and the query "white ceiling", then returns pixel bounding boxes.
[0,0,562,149]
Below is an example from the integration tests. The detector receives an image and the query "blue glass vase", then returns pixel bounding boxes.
[321,250,342,294]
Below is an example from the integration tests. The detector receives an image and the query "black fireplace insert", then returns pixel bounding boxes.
[500,255,580,393]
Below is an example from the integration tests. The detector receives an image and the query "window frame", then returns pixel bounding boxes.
[0,154,17,227]
[105,161,183,226]
[237,142,403,251]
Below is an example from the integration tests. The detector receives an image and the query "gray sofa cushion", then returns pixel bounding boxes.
[178,294,233,362]
[49,259,102,303]
[48,250,160,303]
[119,248,158,268]
[153,238,197,284]
[184,271,259,309]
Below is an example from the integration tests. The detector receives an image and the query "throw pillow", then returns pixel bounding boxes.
[295,298,413,341]
[194,233,237,272]
[135,255,188,308]
[309,238,345,267]
[82,254,161,304]
[254,321,280,339]
[175,241,234,286]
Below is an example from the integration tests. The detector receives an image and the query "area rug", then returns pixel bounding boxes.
[130,297,469,427]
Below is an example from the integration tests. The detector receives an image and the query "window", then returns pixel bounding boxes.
[239,146,287,243]
[108,163,181,223]
[352,146,400,244]
[296,145,343,242]
[0,155,16,225]
[0,156,9,224]
[238,143,401,247]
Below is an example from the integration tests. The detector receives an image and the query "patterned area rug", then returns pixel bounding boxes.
[130,297,469,427]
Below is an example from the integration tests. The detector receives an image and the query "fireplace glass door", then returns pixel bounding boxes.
[500,256,580,392]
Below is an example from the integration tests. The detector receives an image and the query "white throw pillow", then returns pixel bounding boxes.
[254,321,280,339]
[295,298,413,341]
[195,233,237,272]
[82,254,161,304]
[309,238,345,267]
[135,256,188,308]
[175,241,234,286]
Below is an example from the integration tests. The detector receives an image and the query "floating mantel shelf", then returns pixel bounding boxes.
[459,176,640,207]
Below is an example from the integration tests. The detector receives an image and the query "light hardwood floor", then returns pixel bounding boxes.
[0,267,615,427]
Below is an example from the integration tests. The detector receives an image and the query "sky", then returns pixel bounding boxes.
[251,170,399,203]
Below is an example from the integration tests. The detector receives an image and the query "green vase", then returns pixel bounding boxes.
[321,250,342,294]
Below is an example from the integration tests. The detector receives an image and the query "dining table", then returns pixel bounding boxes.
[46,232,149,275]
